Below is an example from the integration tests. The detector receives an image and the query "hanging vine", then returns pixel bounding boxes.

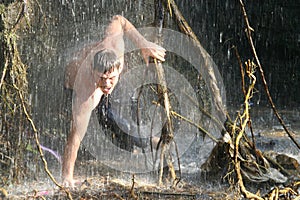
[0,1,31,184]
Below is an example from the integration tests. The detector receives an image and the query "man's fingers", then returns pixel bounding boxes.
[141,44,166,65]
[154,50,166,62]
[144,55,149,66]
[155,44,166,52]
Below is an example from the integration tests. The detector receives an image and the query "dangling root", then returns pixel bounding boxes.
[158,141,177,186]
[153,59,178,186]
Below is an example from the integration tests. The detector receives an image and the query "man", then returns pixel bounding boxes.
[62,15,166,187]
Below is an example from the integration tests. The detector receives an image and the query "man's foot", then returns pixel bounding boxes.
[62,178,83,188]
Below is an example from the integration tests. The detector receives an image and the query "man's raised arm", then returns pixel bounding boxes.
[103,15,166,65]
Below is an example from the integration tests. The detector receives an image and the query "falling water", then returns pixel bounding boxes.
[1,0,299,198]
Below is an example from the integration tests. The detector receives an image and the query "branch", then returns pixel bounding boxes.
[239,0,300,150]
[0,58,9,91]
[233,60,264,200]
[154,0,177,186]
[171,111,218,143]
[130,174,137,199]
[14,85,73,200]
[167,0,227,120]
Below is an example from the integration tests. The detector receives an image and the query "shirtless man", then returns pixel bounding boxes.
[62,15,166,187]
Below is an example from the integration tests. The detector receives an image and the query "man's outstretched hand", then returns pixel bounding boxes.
[141,41,166,66]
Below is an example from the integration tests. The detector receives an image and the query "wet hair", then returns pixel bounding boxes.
[93,49,121,73]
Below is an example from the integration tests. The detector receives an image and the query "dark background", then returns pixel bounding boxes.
[1,0,298,147]
[177,0,299,107]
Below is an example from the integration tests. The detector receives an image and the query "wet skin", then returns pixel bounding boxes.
[62,15,166,187]
[94,69,120,95]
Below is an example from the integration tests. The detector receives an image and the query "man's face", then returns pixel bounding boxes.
[94,69,121,94]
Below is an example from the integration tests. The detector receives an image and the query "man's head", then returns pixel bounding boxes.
[93,49,122,94]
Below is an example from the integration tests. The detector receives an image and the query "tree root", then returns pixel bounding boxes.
[239,0,300,150]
